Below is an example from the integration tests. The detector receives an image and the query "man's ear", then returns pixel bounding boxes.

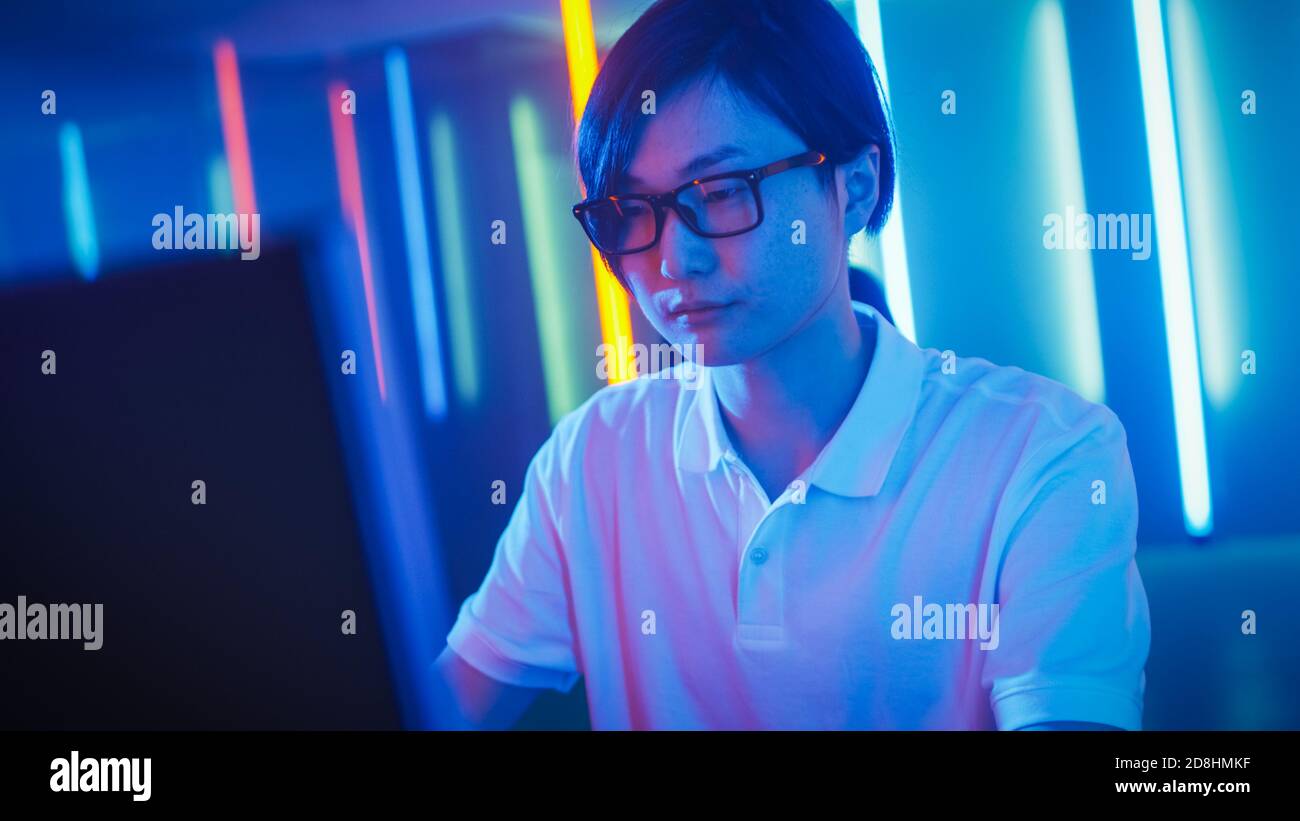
[839,144,881,238]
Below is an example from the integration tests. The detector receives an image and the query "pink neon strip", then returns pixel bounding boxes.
[328,82,388,403]
[213,39,257,231]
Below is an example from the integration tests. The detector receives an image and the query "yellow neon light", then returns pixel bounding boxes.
[561,0,637,383]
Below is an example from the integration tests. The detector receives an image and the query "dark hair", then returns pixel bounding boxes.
[575,0,896,280]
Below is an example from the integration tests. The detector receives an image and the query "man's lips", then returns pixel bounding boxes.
[667,301,735,319]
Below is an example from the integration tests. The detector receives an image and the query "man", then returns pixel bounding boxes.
[432,0,1150,730]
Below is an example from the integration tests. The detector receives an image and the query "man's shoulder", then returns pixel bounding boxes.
[547,365,695,458]
[914,346,1126,451]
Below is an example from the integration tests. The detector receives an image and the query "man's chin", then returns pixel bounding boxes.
[676,337,743,368]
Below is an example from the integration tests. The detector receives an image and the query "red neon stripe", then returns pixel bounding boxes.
[213,39,257,225]
[327,82,388,403]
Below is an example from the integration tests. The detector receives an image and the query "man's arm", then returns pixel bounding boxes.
[437,413,586,726]
[429,645,543,730]
[981,404,1150,730]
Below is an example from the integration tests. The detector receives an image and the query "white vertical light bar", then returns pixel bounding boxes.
[853,0,917,343]
[1132,0,1213,537]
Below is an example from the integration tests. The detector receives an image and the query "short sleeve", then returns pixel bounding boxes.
[445,425,582,694]
[981,406,1151,730]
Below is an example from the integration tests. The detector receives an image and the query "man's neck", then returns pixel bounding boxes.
[711,287,875,502]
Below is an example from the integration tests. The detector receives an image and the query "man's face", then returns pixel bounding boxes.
[615,77,853,366]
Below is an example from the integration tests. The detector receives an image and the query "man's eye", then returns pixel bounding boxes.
[702,184,743,203]
[615,201,650,218]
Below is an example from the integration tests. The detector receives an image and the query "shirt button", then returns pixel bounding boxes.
[749,547,769,565]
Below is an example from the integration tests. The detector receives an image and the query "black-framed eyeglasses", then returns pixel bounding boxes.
[572,149,827,256]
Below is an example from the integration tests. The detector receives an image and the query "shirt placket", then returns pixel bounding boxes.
[722,447,788,644]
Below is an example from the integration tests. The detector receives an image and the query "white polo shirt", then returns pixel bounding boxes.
[446,301,1150,729]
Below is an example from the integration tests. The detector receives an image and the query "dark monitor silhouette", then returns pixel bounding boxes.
[0,246,400,729]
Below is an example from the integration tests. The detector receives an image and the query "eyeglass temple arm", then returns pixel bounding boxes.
[753,150,827,180]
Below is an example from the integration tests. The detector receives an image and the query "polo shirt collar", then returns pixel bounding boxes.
[674,301,925,498]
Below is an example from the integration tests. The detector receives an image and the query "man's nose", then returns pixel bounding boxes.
[657,205,714,281]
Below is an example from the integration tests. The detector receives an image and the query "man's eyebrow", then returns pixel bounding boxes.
[623,144,750,186]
